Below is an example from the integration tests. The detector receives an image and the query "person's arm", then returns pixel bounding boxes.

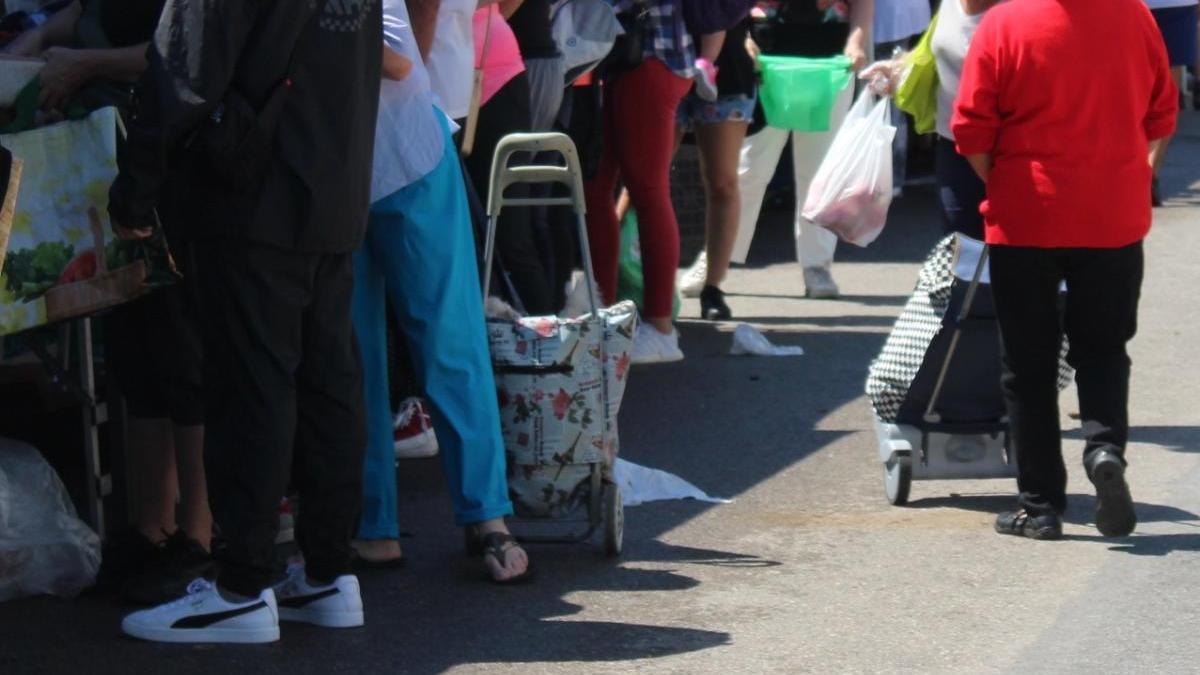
[38,42,151,111]
[965,153,992,182]
[844,0,873,72]
[1142,13,1179,144]
[383,43,414,80]
[108,0,263,238]
[951,19,1001,181]
[406,0,441,59]
[498,0,524,19]
[4,0,82,56]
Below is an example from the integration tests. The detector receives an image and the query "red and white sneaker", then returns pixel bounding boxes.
[394,397,439,459]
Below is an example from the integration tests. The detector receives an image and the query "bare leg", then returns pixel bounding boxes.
[695,120,750,288]
[616,187,631,223]
[351,539,404,562]
[127,417,177,544]
[173,424,212,551]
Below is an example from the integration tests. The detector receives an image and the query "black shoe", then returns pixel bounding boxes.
[994,509,1063,540]
[121,531,215,606]
[699,285,731,321]
[92,530,166,593]
[1088,451,1137,538]
[1152,176,1163,208]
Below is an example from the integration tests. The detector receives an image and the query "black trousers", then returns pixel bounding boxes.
[107,238,205,425]
[990,241,1144,515]
[196,239,366,596]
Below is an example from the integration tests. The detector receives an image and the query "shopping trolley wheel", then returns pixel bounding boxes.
[603,484,624,557]
[884,454,912,506]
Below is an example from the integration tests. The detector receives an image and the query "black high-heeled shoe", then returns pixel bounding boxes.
[700,285,731,321]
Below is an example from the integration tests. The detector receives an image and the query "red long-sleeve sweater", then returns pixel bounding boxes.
[951,0,1178,249]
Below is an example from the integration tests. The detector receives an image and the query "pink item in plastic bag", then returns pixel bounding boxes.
[802,90,897,247]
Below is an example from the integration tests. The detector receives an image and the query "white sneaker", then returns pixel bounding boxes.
[393,397,439,459]
[272,563,364,629]
[630,323,684,365]
[803,266,840,299]
[121,578,280,644]
[678,251,708,298]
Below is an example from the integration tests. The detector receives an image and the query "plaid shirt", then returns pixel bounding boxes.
[610,0,696,78]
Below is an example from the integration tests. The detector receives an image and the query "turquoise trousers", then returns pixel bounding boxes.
[353,114,512,539]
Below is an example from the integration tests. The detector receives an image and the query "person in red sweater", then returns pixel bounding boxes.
[952,0,1177,541]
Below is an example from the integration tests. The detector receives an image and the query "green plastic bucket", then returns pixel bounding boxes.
[758,55,853,132]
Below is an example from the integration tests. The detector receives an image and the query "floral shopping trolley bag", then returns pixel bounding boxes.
[488,301,637,518]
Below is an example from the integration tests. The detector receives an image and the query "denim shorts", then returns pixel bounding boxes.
[676,92,758,129]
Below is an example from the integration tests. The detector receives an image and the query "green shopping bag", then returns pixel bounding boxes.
[616,209,680,321]
[895,13,939,135]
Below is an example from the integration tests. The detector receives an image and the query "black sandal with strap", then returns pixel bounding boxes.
[994,509,1063,541]
[466,528,535,585]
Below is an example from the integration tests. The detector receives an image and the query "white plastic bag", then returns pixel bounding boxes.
[0,438,101,602]
[802,89,897,247]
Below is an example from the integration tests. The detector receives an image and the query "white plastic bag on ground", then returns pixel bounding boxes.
[802,90,896,247]
[0,438,101,602]
[612,459,731,507]
[730,323,805,357]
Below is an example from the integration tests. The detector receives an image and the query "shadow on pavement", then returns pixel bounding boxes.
[1061,425,1200,453]
[2,197,945,672]
[907,493,1199,529]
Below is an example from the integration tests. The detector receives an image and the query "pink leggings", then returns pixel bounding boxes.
[585,59,692,319]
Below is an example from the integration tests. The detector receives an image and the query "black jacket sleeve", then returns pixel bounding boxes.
[108,0,262,231]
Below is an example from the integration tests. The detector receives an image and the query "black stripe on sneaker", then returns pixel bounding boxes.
[278,588,339,609]
[171,601,268,629]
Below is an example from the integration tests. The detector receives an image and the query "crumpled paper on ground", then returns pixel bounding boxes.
[613,458,731,507]
[730,323,805,357]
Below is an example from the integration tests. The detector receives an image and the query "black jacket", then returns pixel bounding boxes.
[109,0,383,254]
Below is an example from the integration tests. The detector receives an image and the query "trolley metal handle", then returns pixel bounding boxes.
[481,132,600,318]
[923,243,990,425]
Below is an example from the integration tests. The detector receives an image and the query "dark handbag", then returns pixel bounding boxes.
[681,0,756,35]
[186,15,307,189]
[597,7,646,77]
[191,76,293,189]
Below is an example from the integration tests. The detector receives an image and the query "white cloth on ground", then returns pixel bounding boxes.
[613,459,731,507]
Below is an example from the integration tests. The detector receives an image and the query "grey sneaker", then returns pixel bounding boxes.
[803,266,840,299]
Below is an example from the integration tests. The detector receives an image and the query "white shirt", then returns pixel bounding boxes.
[372,0,446,202]
[931,0,987,140]
[426,0,476,120]
[874,0,933,45]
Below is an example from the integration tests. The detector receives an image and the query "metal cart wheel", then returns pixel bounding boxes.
[884,454,912,506]
[603,483,624,557]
